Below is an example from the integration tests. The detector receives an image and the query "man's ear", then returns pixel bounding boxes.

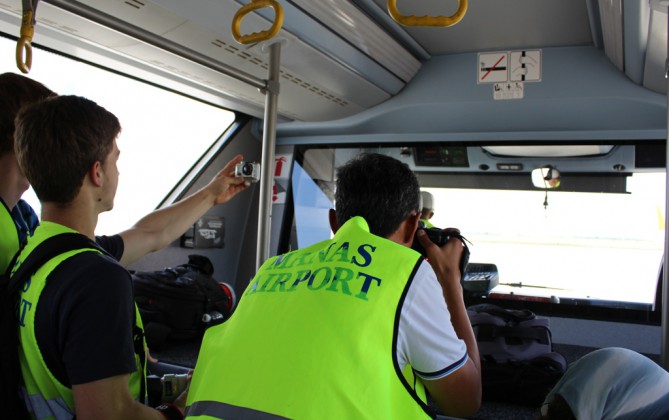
[401,212,421,245]
[89,161,104,187]
[329,208,339,234]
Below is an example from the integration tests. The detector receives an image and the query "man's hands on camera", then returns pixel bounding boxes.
[415,227,467,291]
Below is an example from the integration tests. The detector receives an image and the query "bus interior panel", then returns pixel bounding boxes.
[2,0,669,418]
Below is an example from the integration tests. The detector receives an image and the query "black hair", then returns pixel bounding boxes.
[334,153,420,238]
[0,72,55,156]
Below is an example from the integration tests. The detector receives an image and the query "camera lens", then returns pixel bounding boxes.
[242,163,253,175]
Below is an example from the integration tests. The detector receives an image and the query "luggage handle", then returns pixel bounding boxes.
[476,324,551,345]
[468,303,536,323]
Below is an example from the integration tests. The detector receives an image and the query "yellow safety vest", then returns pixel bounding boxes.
[0,198,20,274]
[186,216,432,420]
[15,221,146,419]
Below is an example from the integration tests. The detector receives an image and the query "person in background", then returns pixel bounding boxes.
[420,190,436,228]
[0,72,55,274]
[11,95,248,419]
[186,153,481,419]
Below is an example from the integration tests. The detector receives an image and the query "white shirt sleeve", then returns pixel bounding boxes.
[396,260,468,379]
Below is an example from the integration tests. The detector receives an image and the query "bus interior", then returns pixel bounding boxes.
[1,0,668,418]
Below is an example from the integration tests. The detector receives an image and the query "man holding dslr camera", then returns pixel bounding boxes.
[186,153,481,419]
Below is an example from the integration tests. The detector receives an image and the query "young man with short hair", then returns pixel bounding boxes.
[12,95,248,419]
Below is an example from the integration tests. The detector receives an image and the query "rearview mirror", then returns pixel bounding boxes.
[532,166,561,189]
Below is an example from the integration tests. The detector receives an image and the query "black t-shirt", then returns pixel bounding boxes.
[35,234,138,386]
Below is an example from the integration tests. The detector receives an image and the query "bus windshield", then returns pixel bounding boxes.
[424,174,664,308]
[290,146,665,312]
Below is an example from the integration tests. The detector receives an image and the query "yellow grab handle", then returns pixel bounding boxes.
[232,0,284,45]
[388,0,467,27]
[16,10,34,74]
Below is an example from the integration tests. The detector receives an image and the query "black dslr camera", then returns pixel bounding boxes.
[412,222,471,275]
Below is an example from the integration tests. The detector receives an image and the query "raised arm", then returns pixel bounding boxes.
[118,154,248,266]
[415,228,482,418]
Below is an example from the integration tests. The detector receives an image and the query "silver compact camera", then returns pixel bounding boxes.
[161,373,189,402]
[234,161,260,183]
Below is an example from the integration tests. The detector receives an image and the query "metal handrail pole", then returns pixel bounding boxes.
[256,41,281,270]
[662,7,669,371]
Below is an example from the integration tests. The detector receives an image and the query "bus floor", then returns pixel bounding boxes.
[151,342,660,420]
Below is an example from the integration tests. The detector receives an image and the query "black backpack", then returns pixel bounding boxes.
[467,303,567,405]
[0,233,101,420]
[131,254,235,350]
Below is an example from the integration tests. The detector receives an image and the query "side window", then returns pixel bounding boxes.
[291,161,333,248]
[1,36,235,235]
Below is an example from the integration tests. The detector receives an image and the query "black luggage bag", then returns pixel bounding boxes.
[131,254,235,350]
[467,303,567,405]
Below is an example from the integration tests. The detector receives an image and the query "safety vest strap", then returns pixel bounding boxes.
[15,224,146,415]
[0,198,19,274]
[187,401,290,419]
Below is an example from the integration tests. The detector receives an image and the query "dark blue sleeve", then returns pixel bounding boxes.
[95,234,124,261]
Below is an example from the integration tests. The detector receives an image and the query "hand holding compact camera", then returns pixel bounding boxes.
[234,161,260,184]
